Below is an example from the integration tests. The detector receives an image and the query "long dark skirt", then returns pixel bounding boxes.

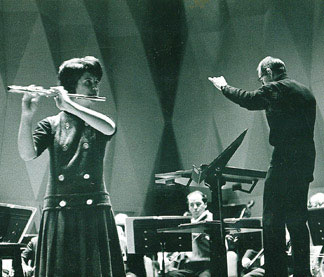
[35,205,125,277]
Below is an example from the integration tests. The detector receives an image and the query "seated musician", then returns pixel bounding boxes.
[21,235,38,277]
[240,229,293,277]
[308,193,324,276]
[240,248,265,277]
[241,192,324,277]
[166,190,238,277]
[308,192,324,208]
[166,190,212,277]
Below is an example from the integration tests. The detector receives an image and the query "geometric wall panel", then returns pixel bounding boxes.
[0,0,323,232]
[25,152,49,199]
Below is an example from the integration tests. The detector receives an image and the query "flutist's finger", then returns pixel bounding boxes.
[54,95,60,106]
[50,86,67,93]
[31,95,40,103]
[22,90,40,100]
[50,86,69,99]
[27,84,44,93]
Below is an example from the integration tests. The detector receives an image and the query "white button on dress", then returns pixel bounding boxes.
[86,199,93,205]
[83,174,90,179]
[59,200,66,207]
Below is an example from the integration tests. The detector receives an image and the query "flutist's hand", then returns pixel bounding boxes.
[51,86,73,112]
[208,76,227,91]
[21,85,41,117]
[51,86,116,136]
[19,85,42,161]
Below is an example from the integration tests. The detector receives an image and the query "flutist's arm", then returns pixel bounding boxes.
[53,87,116,136]
[18,93,40,161]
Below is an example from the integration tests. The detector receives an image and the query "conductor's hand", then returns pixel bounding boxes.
[208,76,227,91]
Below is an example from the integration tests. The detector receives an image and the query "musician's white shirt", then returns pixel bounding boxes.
[186,210,213,262]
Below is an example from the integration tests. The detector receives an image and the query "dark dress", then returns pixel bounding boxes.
[33,111,125,277]
[221,76,316,276]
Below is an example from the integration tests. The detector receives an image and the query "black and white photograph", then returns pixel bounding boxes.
[0,1,323,276]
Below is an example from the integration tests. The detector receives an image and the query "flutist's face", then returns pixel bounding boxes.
[76,72,100,96]
[74,72,100,107]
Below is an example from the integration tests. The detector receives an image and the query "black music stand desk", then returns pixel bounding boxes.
[125,216,192,254]
[0,203,37,277]
[308,208,324,246]
[158,218,262,277]
[125,216,193,277]
[190,130,265,276]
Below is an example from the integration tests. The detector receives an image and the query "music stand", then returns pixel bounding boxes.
[0,203,37,277]
[191,129,248,276]
[125,216,192,276]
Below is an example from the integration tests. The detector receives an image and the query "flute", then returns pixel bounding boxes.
[7,85,107,102]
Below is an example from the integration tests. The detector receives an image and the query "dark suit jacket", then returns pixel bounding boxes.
[221,76,316,182]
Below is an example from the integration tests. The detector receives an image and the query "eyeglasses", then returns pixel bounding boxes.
[258,73,266,84]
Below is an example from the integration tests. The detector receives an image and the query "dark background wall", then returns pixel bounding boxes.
[0,0,323,232]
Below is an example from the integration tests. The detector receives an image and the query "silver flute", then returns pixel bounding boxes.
[7,85,106,102]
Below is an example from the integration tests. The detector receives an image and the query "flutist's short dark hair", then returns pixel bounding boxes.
[58,56,103,93]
